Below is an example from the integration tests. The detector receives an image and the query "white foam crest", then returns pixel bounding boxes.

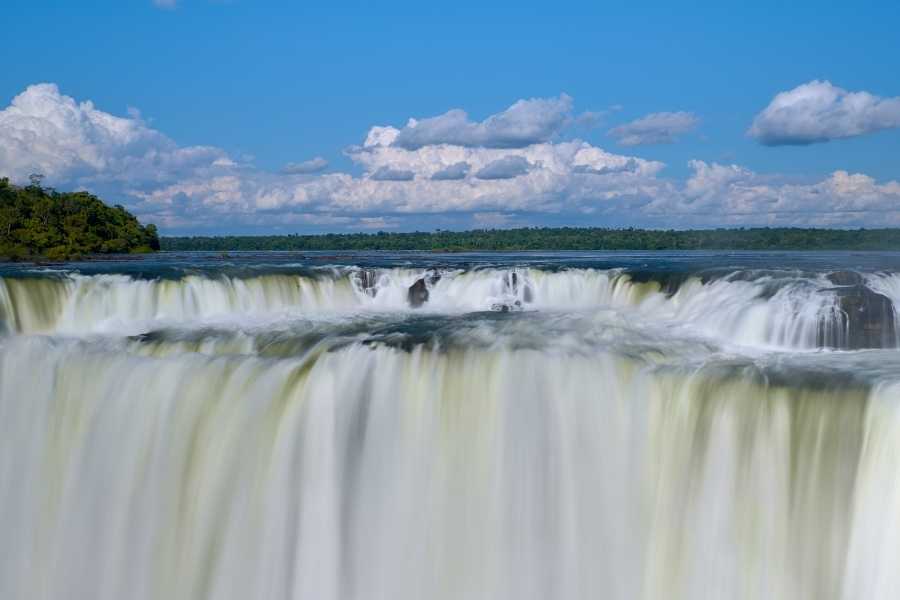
[0,273,362,335]
[0,268,891,351]
[655,276,844,349]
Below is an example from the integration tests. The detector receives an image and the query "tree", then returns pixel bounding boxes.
[0,182,160,260]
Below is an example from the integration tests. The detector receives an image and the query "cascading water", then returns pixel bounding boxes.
[3,251,900,600]
[1,266,891,349]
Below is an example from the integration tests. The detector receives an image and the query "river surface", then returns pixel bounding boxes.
[3,250,900,600]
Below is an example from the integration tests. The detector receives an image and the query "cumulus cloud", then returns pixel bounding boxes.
[369,166,415,181]
[642,160,900,227]
[280,156,328,174]
[475,156,532,180]
[573,158,639,175]
[391,95,573,149]
[3,83,900,231]
[683,160,754,200]
[749,80,900,146]
[128,136,667,227]
[608,111,700,146]
[0,83,229,187]
[431,162,470,180]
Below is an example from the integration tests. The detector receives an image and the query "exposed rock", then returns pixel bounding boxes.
[505,270,534,303]
[407,270,442,308]
[408,278,429,308]
[491,300,523,313]
[826,271,864,287]
[627,270,692,296]
[821,285,897,349]
[359,269,378,297]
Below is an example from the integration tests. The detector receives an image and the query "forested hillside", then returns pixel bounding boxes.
[162,227,900,252]
[0,178,159,260]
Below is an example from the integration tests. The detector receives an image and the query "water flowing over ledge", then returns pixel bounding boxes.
[4,251,900,600]
[2,263,899,350]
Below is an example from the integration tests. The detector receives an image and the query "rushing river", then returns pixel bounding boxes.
[4,250,900,600]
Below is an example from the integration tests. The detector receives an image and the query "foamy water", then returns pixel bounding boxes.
[3,251,900,599]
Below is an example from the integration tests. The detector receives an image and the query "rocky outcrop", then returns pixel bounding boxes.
[359,269,379,297]
[491,300,523,312]
[826,271,864,287]
[408,279,428,308]
[820,284,897,350]
[407,271,440,308]
[504,270,533,303]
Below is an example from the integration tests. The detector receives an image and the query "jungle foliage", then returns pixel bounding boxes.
[162,226,900,252]
[0,177,160,260]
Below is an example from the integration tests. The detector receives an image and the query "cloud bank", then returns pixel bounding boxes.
[1,83,899,232]
[749,80,900,146]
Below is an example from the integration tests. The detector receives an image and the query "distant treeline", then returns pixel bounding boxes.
[162,227,900,252]
[0,177,160,260]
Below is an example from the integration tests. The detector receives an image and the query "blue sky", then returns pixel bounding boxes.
[2,0,899,233]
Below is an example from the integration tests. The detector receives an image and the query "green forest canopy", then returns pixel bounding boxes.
[0,177,160,260]
[163,227,900,252]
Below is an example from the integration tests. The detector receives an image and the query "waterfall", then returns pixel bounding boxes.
[1,267,896,350]
[3,256,900,599]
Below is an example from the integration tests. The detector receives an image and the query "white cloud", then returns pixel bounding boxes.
[391,94,573,149]
[280,157,328,174]
[358,216,398,229]
[431,162,470,180]
[369,166,415,181]
[474,156,532,180]
[643,161,900,227]
[0,83,229,187]
[3,83,900,231]
[683,160,754,200]
[573,158,639,175]
[351,130,663,183]
[749,80,900,146]
[128,138,666,226]
[608,111,700,146]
